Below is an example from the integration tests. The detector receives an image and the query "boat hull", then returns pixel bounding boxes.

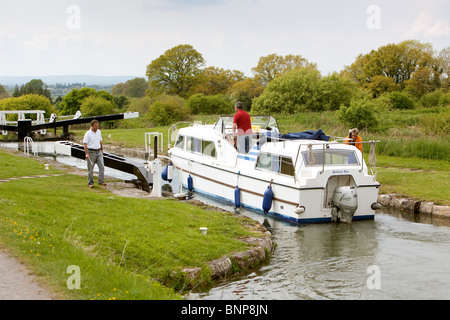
[171,155,378,224]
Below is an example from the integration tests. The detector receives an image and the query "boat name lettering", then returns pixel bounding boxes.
[332,170,350,174]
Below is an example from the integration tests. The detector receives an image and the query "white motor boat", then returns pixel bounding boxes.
[167,116,381,224]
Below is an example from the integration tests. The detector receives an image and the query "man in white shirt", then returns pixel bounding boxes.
[83,119,106,188]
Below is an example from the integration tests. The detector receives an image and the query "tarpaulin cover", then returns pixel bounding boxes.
[279,129,330,141]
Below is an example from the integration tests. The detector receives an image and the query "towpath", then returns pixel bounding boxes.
[0,249,53,300]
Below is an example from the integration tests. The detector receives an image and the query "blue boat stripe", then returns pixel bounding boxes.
[237,155,256,161]
[182,184,374,224]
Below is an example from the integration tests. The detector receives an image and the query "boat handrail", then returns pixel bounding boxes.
[167,122,193,149]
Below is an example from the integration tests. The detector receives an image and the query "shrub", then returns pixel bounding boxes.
[207,94,234,114]
[145,96,189,126]
[320,73,359,111]
[185,94,233,115]
[389,91,415,109]
[251,67,323,114]
[80,96,117,117]
[185,94,210,114]
[420,90,442,108]
[58,88,115,115]
[438,92,450,106]
[337,98,379,131]
[0,94,55,118]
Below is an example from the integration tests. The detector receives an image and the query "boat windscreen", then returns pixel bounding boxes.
[214,115,280,133]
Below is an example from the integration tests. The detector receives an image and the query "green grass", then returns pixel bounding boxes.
[0,150,62,179]
[377,168,450,205]
[0,150,258,299]
[369,155,449,205]
[375,155,450,172]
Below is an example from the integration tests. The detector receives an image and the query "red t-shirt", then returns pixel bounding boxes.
[233,110,253,136]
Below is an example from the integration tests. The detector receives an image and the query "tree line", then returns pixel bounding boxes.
[0,40,448,130]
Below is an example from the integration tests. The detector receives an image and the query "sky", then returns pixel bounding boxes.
[0,0,449,78]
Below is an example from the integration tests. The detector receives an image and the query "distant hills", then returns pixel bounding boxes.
[0,75,140,86]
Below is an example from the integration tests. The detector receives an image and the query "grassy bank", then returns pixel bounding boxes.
[0,149,261,299]
[375,155,450,205]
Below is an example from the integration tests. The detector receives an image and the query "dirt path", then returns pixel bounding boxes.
[0,249,53,300]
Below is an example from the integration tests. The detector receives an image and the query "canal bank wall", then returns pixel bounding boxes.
[378,194,450,218]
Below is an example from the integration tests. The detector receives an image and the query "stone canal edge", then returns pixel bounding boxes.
[179,199,274,283]
[378,194,450,218]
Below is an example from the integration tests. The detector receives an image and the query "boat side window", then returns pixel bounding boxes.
[186,136,194,152]
[194,138,202,153]
[256,152,295,176]
[202,140,216,158]
[302,150,360,166]
[175,135,185,149]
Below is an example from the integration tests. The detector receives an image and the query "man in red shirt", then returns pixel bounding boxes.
[233,102,253,154]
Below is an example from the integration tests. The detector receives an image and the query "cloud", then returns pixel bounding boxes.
[407,10,450,38]
[425,19,450,37]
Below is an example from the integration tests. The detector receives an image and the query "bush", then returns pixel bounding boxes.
[438,92,450,106]
[420,90,442,108]
[58,88,115,115]
[251,68,323,114]
[420,111,450,135]
[389,91,415,109]
[337,98,379,131]
[80,96,117,117]
[320,73,359,111]
[0,94,55,118]
[207,94,234,114]
[146,95,189,126]
[185,94,233,115]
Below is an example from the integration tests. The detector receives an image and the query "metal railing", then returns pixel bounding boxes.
[24,137,37,157]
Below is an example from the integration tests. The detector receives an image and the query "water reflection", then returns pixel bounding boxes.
[188,192,450,300]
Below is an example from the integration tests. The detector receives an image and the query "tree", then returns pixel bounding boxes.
[146,95,189,126]
[12,85,20,98]
[366,75,400,98]
[251,67,324,114]
[112,78,149,98]
[193,67,245,95]
[343,40,445,96]
[18,79,52,100]
[58,88,116,115]
[320,73,359,111]
[337,99,379,131]
[438,47,449,89]
[388,92,415,109]
[123,78,148,98]
[80,96,117,117]
[185,93,233,115]
[228,77,264,111]
[146,44,205,98]
[0,94,55,117]
[111,83,127,96]
[252,53,317,85]
[0,84,9,100]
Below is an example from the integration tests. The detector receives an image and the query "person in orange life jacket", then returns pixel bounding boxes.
[345,128,363,153]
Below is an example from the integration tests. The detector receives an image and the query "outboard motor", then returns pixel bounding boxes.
[330,186,358,223]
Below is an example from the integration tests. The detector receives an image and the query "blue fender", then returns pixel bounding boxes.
[262,186,273,214]
[161,165,168,181]
[234,186,241,208]
[187,174,193,191]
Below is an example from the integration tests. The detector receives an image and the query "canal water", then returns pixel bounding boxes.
[2,141,449,300]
